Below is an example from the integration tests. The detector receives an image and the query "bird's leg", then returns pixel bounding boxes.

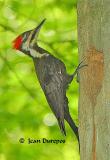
[76,64,87,82]
[71,61,87,83]
[76,71,80,83]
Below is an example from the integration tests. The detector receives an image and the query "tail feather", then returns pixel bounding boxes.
[58,118,66,136]
[64,113,79,141]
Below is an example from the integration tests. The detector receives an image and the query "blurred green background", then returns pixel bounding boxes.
[0,0,80,160]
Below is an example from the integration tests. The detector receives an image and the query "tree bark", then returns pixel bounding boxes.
[77,0,110,160]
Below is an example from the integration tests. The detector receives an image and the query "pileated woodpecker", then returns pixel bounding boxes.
[12,19,83,142]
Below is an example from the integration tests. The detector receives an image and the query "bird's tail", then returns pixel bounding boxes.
[64,112,79,142]
[57,118,66,136]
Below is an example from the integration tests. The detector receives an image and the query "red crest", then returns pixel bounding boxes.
[12,36,22,50]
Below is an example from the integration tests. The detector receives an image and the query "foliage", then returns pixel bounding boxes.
[0,0,79,159]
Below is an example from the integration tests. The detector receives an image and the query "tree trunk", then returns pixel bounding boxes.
[77,0,110,159]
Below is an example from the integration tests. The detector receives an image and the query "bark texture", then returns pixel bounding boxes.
[77,0,110,160]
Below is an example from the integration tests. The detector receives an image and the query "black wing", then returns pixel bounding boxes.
[33,55,69,135]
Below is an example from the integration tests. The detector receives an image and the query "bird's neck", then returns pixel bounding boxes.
[30,44,49,58]
[34,45,47,54]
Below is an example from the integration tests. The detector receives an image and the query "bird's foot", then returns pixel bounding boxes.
[72,60,88,82]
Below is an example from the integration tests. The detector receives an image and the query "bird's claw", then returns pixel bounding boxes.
[72,59,88,82]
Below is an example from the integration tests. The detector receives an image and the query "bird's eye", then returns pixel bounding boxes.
[23,34,27,41]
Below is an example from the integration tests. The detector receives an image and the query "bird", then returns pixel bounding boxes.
[12,19,84,142]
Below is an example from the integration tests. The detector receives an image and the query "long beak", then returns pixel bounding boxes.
[30,18,46,42]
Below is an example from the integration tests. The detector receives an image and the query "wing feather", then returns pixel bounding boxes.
[33,55,69,135]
